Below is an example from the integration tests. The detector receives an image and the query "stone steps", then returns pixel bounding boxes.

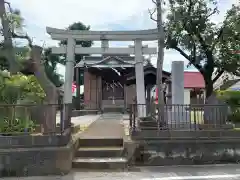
[139,120,158,127]
[72,157,127,169]
[73,138,127,170]
[75,146,124,157]
[78,138,123,147]
[138,117,159,130]
[102,107,125,113]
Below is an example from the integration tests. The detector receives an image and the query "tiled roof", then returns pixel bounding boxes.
[184,72,205,88]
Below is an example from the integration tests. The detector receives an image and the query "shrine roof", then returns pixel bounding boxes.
[184,72,205,88]
[75,55,136,68]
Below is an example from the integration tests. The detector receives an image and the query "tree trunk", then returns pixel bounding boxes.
[0,0,18,73]
[203,73,223,125]
[31,46,58,133]
[204,75,214,99]
[156,0,165,125]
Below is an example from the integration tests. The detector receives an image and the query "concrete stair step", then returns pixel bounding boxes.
[139,120,158,127]
[76,146,124,158]
[139,116,155,121]
[72,157,127,169]
[102,107,124,113]
[78,138,123,147]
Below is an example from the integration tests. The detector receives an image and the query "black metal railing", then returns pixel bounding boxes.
[0,103,71,135]
[129,103,238,131]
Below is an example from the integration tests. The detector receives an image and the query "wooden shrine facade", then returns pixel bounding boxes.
[75,55,170,110]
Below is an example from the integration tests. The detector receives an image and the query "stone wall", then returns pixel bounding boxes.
[134,139,240,166]
[0,135,70,148]
[0,146,73,177]
[0,134,77,177]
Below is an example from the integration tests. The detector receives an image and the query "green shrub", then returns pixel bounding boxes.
[217,90,240,123]
[0,118,36,134]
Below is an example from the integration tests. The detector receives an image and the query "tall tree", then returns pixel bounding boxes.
[149,0,166,125]
[164,0,240,100]
[0,0,58,132]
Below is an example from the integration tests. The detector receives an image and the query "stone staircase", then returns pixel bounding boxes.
[72,138,128,170]
[101,100,125,113]
[138,116,159,130]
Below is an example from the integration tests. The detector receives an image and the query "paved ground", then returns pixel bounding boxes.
[80,113,124,139]
[56,114,101,129]
[3,164,240,180]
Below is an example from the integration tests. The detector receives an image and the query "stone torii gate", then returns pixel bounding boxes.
[46,27,160,118]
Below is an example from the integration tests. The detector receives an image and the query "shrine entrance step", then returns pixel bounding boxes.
[102,107,125,113]
[72,114,127,170]
[72,138,127,170]
[102,99,125,113]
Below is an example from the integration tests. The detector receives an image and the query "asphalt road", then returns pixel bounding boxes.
[3,164,240,180]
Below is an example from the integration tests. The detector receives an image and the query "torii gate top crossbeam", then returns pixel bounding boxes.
[46,27,160,41]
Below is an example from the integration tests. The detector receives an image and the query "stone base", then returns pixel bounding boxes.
[0,134,79,177]
[134,140,240,166]
[0,145,74,177]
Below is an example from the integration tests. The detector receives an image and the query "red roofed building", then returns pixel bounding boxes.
[154,71,206,105]
[183,72,205,104]
[184,72,205,89]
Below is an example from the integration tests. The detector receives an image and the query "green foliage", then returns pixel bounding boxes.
[0,117,36,134]
[217,90,240,123]
[43,48,63,87]
[217,90,240,106]
[7,8,24,30]
[0,73,45,104]
[0,73,43,134]
[216,5,240,75]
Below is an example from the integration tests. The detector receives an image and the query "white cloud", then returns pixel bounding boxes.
[9,0,154,29]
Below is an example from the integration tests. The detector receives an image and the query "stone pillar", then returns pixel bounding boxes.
[171,61,184,105]
[75,67,81,110]
[134,39,146,117]
[146,85,152,115]
[63,38,75,129]
[84,69,90,106]
[170,61,188,127]
[97,76,102,110]
[101,40,109,56]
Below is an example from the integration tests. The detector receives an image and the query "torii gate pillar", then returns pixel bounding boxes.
[135,40,146,117]
[63,38,75,129]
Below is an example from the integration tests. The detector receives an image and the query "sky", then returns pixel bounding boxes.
[8,0,239,77]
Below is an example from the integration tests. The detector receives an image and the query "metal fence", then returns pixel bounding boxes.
[129,103,238,131]
[0,103,71,135]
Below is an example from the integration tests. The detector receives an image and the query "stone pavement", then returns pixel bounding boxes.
[56,114,101,130]
[80,113,125,139]
[4,164,240,180]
